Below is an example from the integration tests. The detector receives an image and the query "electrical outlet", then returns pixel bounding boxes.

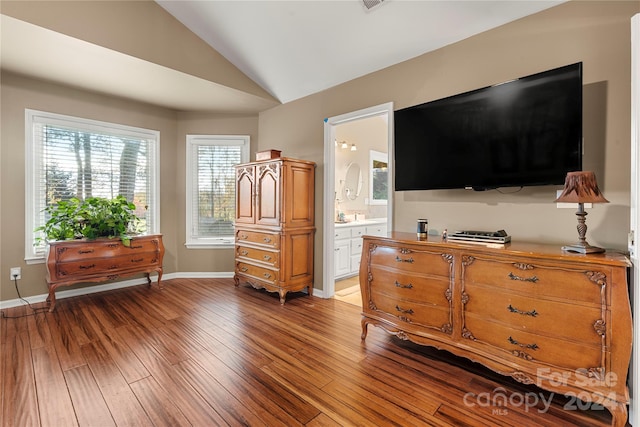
[10,267,21,280]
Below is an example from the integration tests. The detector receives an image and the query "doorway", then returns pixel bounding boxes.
[322,102,394,299]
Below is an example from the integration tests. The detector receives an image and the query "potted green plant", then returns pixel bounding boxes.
[36,195,143,246]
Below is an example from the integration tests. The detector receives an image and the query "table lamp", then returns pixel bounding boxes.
[554,171,609,253]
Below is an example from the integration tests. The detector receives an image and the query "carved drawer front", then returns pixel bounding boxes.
[369,245,453,277]
[370,292,452,334]
[463,283,604,344]
[56,253,160,278]
[235,229,280,249]
[462,317,603,371]
[236,245,279,267]
[462,257,607,306]
[236,262,279,285]
[54,238,160,262]
[369,267,452,308]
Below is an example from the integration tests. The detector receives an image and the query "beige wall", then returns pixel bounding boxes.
[258,1,640,290]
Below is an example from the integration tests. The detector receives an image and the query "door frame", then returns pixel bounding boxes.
[322,102,394,298]
[629,12,639,426]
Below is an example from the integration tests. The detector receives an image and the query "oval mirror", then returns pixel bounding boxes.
[344,162,362,201]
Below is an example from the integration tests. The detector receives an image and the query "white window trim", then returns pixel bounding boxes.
[24,109,160,263]
[185,134,249,249]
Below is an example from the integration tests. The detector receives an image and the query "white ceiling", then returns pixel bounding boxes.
[1,1,564,113]
[156,0,564,104]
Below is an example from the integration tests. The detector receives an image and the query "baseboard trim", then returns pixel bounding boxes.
[0,271,235,310]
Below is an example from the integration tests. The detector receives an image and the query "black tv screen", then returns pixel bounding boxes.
[394,63,583,191]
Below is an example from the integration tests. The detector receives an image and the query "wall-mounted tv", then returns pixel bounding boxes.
[393,62,583,191]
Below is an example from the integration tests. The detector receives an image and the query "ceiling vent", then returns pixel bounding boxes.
[362,0,385,11]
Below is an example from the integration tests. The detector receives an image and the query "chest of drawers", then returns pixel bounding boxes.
[45,234,164,312]
[360,232,631,427]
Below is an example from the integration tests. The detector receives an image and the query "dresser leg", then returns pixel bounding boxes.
[47,287,57,313]
[361,318,369,340]
[234,274,240,287]
[603,400,628,427]
[279,289,287,305]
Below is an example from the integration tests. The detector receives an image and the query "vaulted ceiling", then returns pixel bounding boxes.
[1,0,564,113]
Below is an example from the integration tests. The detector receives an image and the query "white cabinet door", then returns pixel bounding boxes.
[334,239,351,278]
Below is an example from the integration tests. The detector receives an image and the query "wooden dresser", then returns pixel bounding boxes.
[360,232,632,426]
[234,157,315,304]
[45,234,164,312]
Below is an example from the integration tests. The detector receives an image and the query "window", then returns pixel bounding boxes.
[369,150,388,205]
[186,135,249,248]
[26,109,160,261]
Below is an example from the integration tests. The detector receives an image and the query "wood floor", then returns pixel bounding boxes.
[1,278,618,426]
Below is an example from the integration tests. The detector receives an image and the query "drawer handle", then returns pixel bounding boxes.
[263,237,272,243]
[240,250,249,256]
[395,256,414,264]
[395,305,414,315]
[240,234,248,239]
[508,272,538,283]
[395,280,413,289]
[240,267,248,272]
[78,249,94,254]
[263,272,272,279]
[507,304,538,317]
[263,255,272,261]
[508,336,538,350]
[131,258,144,263]
[129,244,143,249]
[79,264,95,270]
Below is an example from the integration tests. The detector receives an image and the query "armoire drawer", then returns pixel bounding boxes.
[235,229,280,249]
[236,261,279,286]
[236,245,279,267]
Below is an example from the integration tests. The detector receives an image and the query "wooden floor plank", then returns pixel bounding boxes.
[1,307,40,427]
[115,323,229,426]
[129,376,191,427]
[64,364,116,427]
[80,341,154,427]
[0,278,617,427]
[31,346,78,427]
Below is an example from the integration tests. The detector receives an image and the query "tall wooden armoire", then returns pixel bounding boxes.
[233,157,316,304]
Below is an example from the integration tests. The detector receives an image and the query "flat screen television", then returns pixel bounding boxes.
[393,62,583,191]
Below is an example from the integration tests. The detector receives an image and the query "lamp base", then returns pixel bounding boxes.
[561,243,605,254]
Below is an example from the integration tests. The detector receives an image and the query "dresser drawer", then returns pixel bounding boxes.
[462,316,603,371]
[235,229,280,249]
[370,292,451,334]
[368,244,453,277]
[369,266,451,309]
[236,261,279,285]
[462,255,607,306]
[236,245,279,267]
[463,283,603,344]
[53,238,160,262]
[56,253,160,278]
